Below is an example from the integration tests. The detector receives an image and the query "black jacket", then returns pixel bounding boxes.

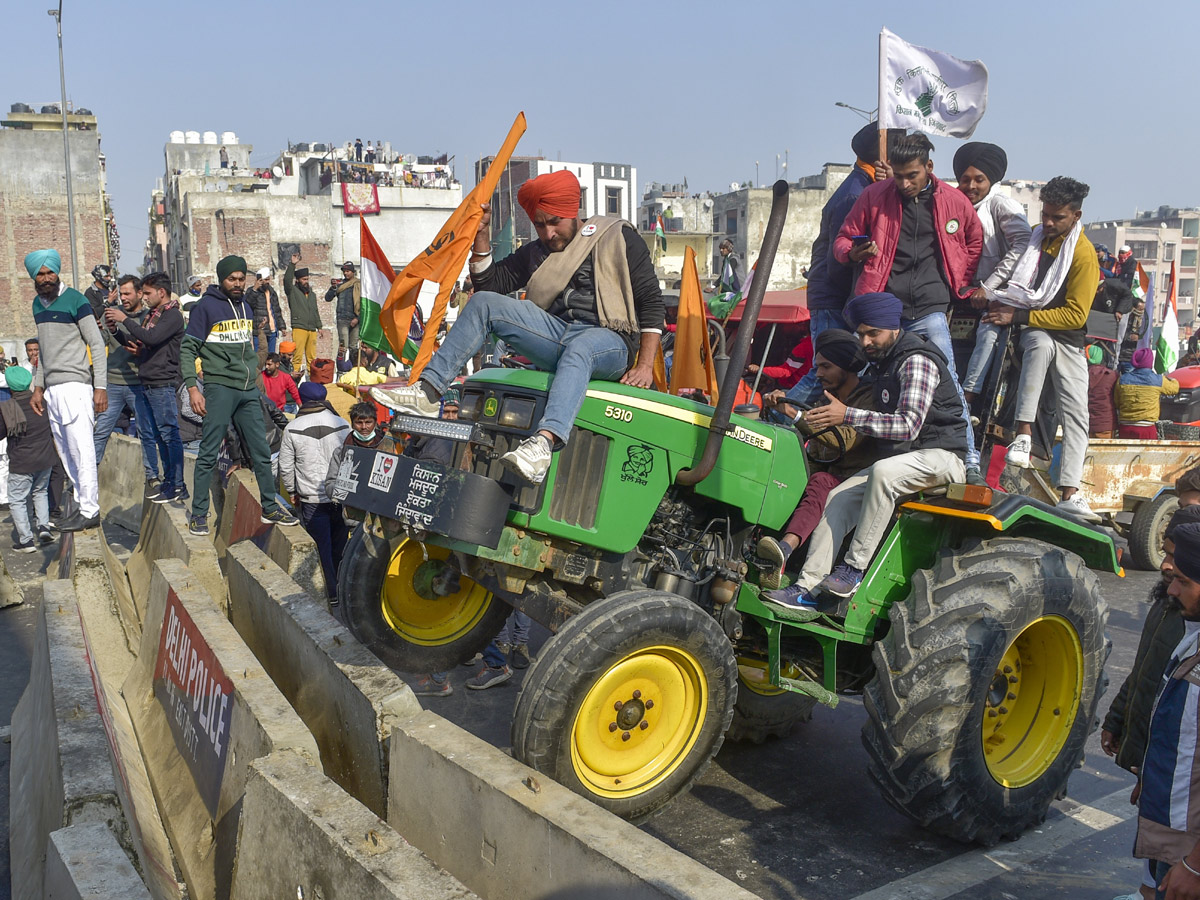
[123,306,186,387]
[873,331,967,457]
[246,285,284,332]
[0,390,56,474]
[471,223,665,365]
[1103,583,1185,773]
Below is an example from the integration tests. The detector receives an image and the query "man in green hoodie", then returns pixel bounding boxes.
[284,252,322,376]
[179,254,299,536]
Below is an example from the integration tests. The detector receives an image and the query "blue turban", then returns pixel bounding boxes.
[843,292,902,331]
[1171,522,1200,584]
[298,382,326,403]
[24,249,61,279]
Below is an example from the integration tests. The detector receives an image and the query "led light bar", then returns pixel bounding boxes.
[388,414,480,443]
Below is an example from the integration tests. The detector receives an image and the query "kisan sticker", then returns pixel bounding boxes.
[368,453,399,491]
[945,219,960,234]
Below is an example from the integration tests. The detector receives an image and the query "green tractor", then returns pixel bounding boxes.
[336,182,1117,845]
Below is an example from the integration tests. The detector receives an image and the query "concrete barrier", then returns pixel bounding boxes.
[231,751,478,900]
[123,559,319,900]
[215,468,326,599]
[225,542,421,816]
[10,580,131,900]
[388,712,760,900]
[99,433,197,536]
[126,500,224,619]
[45,823,152,900]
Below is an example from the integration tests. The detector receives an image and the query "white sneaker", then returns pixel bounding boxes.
[499,436,553,484]
[369,383,441,417]
[1006,434,1032,468]
[1057,494,1102,524]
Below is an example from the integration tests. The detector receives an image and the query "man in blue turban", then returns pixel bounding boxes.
[24,248,109,532]
[763,291,968,609]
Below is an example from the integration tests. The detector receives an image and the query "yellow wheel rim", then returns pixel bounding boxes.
[379,539,492,646]
[737,656,802,697]
[982,615,1083,788]
[571,645,708,799]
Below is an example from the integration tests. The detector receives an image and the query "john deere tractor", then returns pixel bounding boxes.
[336,182,1117,845]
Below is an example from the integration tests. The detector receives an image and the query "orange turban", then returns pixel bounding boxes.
[517,170,581,221]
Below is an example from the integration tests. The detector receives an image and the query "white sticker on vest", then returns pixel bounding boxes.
[945,219,960,234]
[581,223,597,236]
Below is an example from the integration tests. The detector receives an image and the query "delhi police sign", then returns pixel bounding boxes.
[152,589,233,820]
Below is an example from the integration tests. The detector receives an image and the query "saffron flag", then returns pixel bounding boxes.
[670,247,720,401]
[357,215,396,356]
[1158,261,1179,374]
[878,28,988,139]
[379,112,527,381]
[1131,261,1149,301]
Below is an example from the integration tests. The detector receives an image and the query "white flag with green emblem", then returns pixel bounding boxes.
[878,28,988,139]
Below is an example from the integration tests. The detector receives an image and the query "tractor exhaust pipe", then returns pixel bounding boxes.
[677,180,790,486]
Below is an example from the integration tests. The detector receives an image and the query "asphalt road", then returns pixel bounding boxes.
[413,566,1157,900]
[0,511,1155,899]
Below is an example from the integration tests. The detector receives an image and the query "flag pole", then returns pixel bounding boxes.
[878,29,888,166]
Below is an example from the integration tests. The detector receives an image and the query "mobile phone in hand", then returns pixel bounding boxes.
[851,234,871,246]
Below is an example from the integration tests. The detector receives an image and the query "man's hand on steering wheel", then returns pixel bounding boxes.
[620,362,655,388]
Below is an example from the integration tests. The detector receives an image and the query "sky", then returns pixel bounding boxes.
[7,0,1196,271]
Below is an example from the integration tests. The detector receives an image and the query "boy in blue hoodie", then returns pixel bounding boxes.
[178,255,298,536]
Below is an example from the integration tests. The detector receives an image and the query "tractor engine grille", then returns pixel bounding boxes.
[548,428,610,529]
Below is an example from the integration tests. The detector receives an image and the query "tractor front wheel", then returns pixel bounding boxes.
[339,527,508,673]
[862,537,1108,846]
[511,590,737,822]
[725,657,818,744]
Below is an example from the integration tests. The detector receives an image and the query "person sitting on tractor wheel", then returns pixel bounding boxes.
[757,329,881,591]
[764,292,967,608]
[371,169,664,484]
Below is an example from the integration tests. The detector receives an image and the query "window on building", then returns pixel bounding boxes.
[1180,278,1195,298]
[1165,242,1177,262]
[606,186,622,216]
[1163,272,1173,292]
[579,187,588,217]
[1184,249,1198,268]
[1128,241,1158,261]
[1185,219,1199,238]
[712,213,720,233]
[725,211,738,234]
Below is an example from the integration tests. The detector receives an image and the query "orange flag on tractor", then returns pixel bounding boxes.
[669,246,720,401]
[378,112,527,381]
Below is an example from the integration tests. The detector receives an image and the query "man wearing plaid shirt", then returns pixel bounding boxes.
[766,292,967,608]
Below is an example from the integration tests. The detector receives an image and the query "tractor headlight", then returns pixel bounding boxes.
[458,390,483,421]
[498,397,536,430]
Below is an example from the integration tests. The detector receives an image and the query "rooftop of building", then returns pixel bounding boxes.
[2,102,96,131]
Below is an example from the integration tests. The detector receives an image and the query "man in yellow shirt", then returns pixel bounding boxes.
[983,176,1101,522]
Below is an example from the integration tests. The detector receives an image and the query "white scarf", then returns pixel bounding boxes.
[991,220,1082,309]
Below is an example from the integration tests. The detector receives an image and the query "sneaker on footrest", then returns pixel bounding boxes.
[1057,494,1102,524]
[816,563,864,599]
[369,383,441,417]
[762,583,818,610]
[756,535,792,591]
[1006,434,1033,468]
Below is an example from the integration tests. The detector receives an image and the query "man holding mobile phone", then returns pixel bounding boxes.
[833,133,985,484]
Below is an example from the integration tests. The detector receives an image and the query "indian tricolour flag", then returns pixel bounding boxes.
[654,215,666,252]
[1158,261,1179,374]
[357,216,418,361]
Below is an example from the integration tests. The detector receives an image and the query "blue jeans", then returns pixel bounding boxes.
[497,609,531,645]
[299,502,347,600]
[266,331,278,354]
[9,468,51,544]
[788,307,850,405]
[482,641,507,669]
[95,382,158,478]
[420,292,630,443]
[903,312,980,470]
[961,321,1001,394]
[143,385,186,495]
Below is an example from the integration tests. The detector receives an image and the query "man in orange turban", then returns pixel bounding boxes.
[373,168,664,484]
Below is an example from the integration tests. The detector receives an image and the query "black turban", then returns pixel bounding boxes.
[813,328,867,373]
[1167,503,1200,542]
[850,122,906,164]
[952,142,1008,185]
[1178,466,1200,496]
[1171,522,1200,583]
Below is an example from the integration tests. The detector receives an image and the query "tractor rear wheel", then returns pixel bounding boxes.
[339,527,508,673]
[1129,493,1177,571]
[726,657,817,744]
[511,590,737,822]
[862,537,1108,846]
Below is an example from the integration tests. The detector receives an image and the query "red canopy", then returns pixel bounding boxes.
[718,287,811,325]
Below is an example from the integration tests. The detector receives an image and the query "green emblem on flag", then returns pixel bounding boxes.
[914,88,936,117]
